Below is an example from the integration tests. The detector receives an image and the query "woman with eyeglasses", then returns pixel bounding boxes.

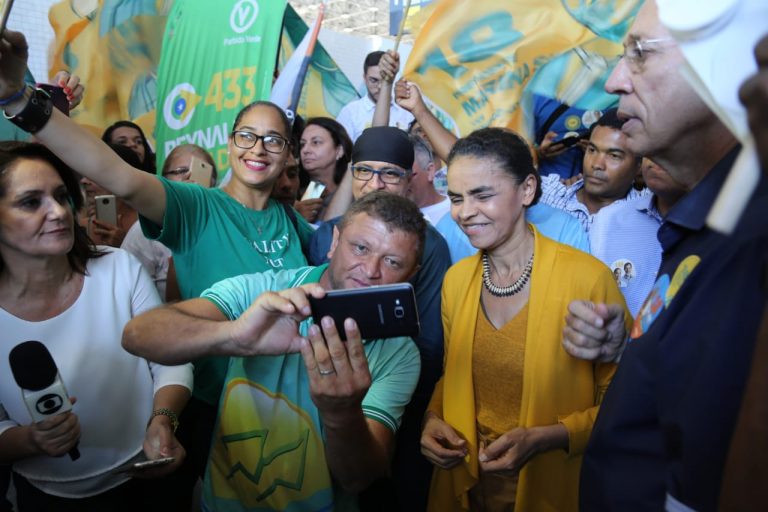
[422,128,628,511]
[0,30,314,509]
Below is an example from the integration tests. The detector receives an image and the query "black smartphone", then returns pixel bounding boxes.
[548,135,583,153]
[36,84,69,116]
[308,283,420,341]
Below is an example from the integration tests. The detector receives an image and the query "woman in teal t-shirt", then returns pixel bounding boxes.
[0,40,313,507]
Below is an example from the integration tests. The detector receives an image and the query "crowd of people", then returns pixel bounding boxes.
[0,1,767,511]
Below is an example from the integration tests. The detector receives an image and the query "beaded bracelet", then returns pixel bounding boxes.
[147,408,180,433]
[0,86,27,106]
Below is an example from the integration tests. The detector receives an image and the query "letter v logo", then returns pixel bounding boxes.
[230,0,260,34]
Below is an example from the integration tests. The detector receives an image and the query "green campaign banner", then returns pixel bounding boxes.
[155,0,287,174]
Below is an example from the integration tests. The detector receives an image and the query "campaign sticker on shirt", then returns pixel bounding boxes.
[611,259,635,289]
[582,110,602,128]
[665,255,701,307]
[631,274,669,339]
[564,115,582,131]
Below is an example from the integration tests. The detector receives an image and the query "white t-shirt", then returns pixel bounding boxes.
[121,220,171,301]
[421,197,451,227]
[0,248,192,498]
[335,95,414,142]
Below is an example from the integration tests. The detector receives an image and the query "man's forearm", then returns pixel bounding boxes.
[322,410,391,492]
[122,300,236,364]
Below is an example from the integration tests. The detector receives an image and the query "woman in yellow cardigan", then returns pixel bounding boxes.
[422,128,629,511]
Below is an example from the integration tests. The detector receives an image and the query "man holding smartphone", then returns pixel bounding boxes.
[122,191,425,511]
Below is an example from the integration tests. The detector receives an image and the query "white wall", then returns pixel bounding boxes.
[8,0,59,82]
[318,27,412,94]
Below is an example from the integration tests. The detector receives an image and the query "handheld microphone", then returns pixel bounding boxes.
[9,340,80,461]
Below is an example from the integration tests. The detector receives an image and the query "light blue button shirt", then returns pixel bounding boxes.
[588,194,663,316]
[436,202,591,265]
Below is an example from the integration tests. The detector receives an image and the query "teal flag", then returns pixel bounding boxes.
[155,0,287,174]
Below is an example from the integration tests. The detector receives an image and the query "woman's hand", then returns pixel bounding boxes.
[479,424,569,474]
[294,197,324,223]
[0,30,29,99]
[137,414,185,479]
[421,412,468,469]
[53,71,85,110]
[29,398,80,457]
[91,217,127,247]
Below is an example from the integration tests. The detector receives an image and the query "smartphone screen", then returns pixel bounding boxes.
[94,194,117,226]
[36,84,69,116]
[301,181,326,201]
[308,283,420,341]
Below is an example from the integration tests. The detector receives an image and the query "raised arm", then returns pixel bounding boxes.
[372,50,399,128]
[0,31,166,224]
[394,79,457,162]
[122,285,325,364]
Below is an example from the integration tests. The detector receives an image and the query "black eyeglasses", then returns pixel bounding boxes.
[351,165,408,185]
[162,166,190,178]
[231,131,288,153]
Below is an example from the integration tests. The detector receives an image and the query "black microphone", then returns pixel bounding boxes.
[9,340,80,461]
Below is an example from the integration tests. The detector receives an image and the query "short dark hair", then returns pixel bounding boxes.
[337,191,426,263]
[447,127,542,204]
[108,143,142,169]
[232,101,292,139]
[101,120,156,173]
[364,51,385,73]
[0,142,104,275]
[593,108,624,132]
[303,117,353,184]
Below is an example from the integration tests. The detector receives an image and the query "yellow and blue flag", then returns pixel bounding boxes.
[403,0,642,142]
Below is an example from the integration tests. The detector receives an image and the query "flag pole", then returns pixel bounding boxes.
[393,0,412,54]
[286,1,327,124]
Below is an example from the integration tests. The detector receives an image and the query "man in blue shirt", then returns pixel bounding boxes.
[538,108,648,232]
[588,158,686,315]
[562,2,768,510]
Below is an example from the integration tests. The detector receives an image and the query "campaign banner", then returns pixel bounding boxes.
[402,0,641,140]
[48,0,170,137]
[276,4,359,121]
[155,0,287,173]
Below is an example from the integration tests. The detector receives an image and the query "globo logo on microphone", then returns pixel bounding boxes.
[35,393,64,415]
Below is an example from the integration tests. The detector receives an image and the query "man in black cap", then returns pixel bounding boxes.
[309,126,451,511]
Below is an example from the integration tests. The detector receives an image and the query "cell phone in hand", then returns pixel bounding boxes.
[94,194,117,226]
[308,283,420,341]
[548,133,585,152]
[188,156,213,187]
[111,456,175,474]
[36,84,69,116]
[301,181,326,201]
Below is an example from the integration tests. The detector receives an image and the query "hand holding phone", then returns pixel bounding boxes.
[301,181,326,201]
[36,84,69,116]
[111,456,175,474]
[308,283,420,341]
[94,194,117,226]
[188,156,213,187]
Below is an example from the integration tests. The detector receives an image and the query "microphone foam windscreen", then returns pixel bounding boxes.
[9,341,58,391]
